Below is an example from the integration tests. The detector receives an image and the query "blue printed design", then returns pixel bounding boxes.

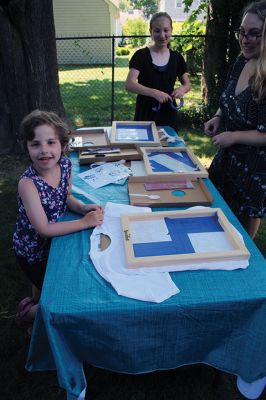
[149,159,172,172]
[148,151,198,172]
[133,214,223,257]
[116,124,154,141]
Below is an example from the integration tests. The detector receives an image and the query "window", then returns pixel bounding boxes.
[176,1,182,7]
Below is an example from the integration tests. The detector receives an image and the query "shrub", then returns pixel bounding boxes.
[172,21,184,34]
[122,18,148,47]
[172,20,206,76]
[116,47,130,56]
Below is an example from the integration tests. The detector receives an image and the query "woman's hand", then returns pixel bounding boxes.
[204,117,221,137]
[212,131,236,148]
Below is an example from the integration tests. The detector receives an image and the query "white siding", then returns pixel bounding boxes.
[53,0,119,64]
[159,0,205,22]
[53,0,111,36]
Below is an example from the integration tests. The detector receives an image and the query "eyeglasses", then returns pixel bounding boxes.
[152,98,184,112]
[234,29,262,42]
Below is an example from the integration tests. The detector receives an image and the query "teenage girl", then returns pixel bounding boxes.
[125,11,191,132]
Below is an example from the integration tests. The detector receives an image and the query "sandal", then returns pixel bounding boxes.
[16,297,35,327]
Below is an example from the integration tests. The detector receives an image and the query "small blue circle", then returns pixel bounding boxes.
[172,190,186,197]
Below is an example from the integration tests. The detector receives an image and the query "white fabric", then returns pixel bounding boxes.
[77,388,86,400]
[89,202,180,303]
[78,162,131,189]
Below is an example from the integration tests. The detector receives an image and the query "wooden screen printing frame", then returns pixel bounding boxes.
[70,128,110,150]
[110,121,160,146]
[79,147,142,165]
[121,208,250,269]
[141,147,208,180]
[127,177,213,207]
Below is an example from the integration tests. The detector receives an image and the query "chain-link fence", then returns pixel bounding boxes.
[56,35,205,128]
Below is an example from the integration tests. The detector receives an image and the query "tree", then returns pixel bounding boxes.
[201,0,250,111]
[0,0,65,155]
[119,0,131,12]
[172,20,205,77]
[130,0,159,19]
[183,0,252,112]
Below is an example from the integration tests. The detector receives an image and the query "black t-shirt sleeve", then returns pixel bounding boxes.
[174,51,187,78]
[129,49,145,71]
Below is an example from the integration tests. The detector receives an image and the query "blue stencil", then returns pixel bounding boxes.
[149,159,172,172]
[148,150,199,172]
[116,124,154,141]
[133,214,223,257]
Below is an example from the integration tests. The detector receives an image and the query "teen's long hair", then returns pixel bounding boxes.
[243,1,266,101]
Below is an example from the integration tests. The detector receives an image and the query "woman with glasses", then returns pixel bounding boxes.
[204,0,266,239]
[125,12,191,132]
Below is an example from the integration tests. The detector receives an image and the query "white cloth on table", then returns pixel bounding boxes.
[89,202,180,303]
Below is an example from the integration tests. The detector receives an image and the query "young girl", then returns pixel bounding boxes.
[125,12,191,132]
[13,110,104,332]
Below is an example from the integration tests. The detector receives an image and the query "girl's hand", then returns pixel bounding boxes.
[171,88,184,99]
[212,131,236,148]
[204,117,221,137]
[82,203,103,215]
[81,207,104,228]
[153,89,172,104]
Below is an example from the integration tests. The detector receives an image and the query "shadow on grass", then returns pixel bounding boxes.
[179,128,217,159]
[59,64,113,72]
[60,79,136,127]
[58,57,131,72]
[115,56,130,68]
[60,75,202,129]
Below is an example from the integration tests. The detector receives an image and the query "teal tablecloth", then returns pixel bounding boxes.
[26,130,266,400]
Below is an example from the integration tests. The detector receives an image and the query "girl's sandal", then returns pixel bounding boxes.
[16,297,35,336]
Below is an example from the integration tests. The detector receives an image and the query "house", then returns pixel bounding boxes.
[159,0,205,21]
[53,0,120,64]
[119,8,145,28]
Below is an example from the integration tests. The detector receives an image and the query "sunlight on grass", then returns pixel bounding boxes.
[58,58,203,128]
[178,127,216,165]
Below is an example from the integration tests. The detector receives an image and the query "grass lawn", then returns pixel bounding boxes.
[59,55,203,128]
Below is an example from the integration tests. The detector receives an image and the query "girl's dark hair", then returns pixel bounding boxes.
[149,12,173,31]
[20,109,71,152]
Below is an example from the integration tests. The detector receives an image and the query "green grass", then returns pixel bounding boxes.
[59,56,203,128]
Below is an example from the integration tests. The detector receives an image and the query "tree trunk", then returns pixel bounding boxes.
[202,0,251,112]
[0,0,65,155]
